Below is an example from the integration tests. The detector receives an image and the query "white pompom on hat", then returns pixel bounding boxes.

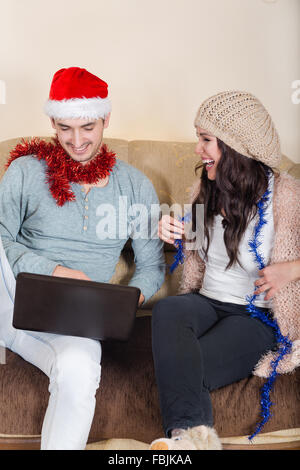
[44,67,111,120]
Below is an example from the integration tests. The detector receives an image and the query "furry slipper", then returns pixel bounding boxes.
[149,425,222,450]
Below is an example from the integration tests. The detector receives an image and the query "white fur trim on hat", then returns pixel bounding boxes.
[44,97,111,120]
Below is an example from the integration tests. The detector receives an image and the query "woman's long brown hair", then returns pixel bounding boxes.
[192,139,276,270]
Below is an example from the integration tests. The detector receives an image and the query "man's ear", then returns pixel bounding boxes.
[50,118,56,130]
[103,113,111,129]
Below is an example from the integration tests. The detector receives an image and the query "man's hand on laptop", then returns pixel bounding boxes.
[52,265,91,281]
[53,266,145,305]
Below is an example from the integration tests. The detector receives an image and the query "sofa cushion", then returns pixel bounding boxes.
[0,317,299,443]
[127,140,299,208]
[128,140,199,209]
[109,250,183,308]
[288,164,300,179]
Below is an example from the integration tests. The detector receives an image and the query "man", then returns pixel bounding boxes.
[0,67,165,450]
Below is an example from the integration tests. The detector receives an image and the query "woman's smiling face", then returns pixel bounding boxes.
[195,127,222,180]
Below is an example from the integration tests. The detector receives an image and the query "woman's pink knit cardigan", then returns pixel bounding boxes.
[179,172,300,378]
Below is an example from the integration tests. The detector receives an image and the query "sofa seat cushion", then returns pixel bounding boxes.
[110,251,183,309]
[0,317,299,443]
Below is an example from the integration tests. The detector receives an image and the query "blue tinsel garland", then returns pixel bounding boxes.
[245,184,293,441]
[170,181,293,441]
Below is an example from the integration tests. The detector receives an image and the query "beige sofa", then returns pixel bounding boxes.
[0,136,299,450]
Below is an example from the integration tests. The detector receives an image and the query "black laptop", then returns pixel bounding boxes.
[12,272,141,341]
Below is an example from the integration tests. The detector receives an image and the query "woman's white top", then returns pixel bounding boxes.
[199,174,275,308]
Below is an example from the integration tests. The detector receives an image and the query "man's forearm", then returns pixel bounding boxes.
[128,262,165,304]
[1,237,58,278]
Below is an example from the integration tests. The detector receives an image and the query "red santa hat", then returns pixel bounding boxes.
[44,67,112,120]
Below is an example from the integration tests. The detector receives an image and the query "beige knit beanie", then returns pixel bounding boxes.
[194,90,282,168]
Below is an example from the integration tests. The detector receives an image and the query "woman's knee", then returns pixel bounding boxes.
[153,296,180,322]
[152,294,219,344]
[152,294,195,331]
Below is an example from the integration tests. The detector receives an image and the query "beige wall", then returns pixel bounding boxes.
[0,0,299,162]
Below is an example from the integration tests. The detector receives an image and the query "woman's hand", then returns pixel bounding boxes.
[254,260,300,300]
[158,215,185,245]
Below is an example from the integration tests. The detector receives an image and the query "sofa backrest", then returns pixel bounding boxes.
[0,137,129,178]
[0,136,200,209]
[1,136,298,207]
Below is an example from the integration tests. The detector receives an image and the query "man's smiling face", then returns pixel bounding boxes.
[51,114,110,165]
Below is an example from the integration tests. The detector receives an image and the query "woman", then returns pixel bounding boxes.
[149,91,300,450]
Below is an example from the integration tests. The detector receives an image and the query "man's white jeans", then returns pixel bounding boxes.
[0,237,102,450]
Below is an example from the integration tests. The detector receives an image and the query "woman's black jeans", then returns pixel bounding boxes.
[151,293,277,437]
